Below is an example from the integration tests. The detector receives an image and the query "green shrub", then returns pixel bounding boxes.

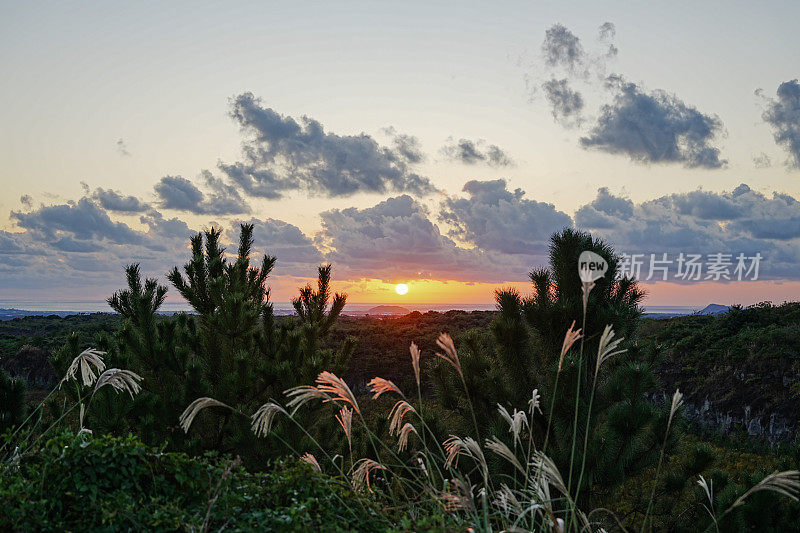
[0,431,388,532]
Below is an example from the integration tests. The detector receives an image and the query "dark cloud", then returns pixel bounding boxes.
[382,127,425,164]
[532,24,727,170]
[761,79,800,169]
[19,195,32,208]
[317,195,515,282]
[542,78,584,127]
[439,179,572,256]
[0,231,45,256]
[155,171,250,215]
[440,138,514,167]
[11,198,144,246]
[116,138,131,157]
[542,23,585,73]
[220,93,435,198]
[227,218,323,270]
[580,76,726,168]
[575,185,800,279]
[92,188,149,213]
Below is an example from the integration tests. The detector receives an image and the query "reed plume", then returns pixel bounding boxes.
[179,397,233,433]
[410,342,421,386]
[301,453,322,472]
[352,458,385,490]
[367,377,404,399]
[62,348,106,387]
[250,403,287,438]
[436,333,462,377]
[559,321,582,372]
[93,369,143,398]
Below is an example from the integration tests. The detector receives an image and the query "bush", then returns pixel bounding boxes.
[0,431,388,532]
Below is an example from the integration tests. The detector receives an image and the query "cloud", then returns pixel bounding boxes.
[598,22,616,40]
[761,79,800,169]
[439,179,572,255]
[440,138,514,167]
[575,184,800,279]
[580,76,727,168]
[116,138,131,157]
[226,218,323,271]
[11,198,145,246]
[220,92,435,198]
[542,23,586,74]
[382,126,425,164]
[531,24,726,170]
[542,78,584,127]
[753,152,772,168]
[92,188,150,213]
[317,194,517,282]
[155,171,250,215]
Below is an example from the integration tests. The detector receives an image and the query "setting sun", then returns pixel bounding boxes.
[395,283,409,295]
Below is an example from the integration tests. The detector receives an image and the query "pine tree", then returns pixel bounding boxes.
[91,223,353,463]
[0,369,26,433]
[430,228,672,509]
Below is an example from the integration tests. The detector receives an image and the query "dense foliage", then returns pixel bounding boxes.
[0,431,389,532]
[639,302,800,434]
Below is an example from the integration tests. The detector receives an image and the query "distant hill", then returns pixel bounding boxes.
[365,305,410,316]
[697,303,730,315]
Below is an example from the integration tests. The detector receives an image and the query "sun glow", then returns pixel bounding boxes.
[395,283,409,295]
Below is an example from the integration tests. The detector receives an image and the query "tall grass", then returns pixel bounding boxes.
[175,319,800,531]
[4,316,800,531]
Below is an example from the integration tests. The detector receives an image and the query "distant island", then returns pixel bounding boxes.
[697,303,730,315]
[365,305,410,316]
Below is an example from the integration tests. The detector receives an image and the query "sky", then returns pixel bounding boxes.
[1,0,800,307]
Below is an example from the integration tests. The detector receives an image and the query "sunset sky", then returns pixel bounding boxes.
[2,1,800,307]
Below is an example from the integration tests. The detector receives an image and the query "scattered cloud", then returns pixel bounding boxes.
[440,138,513,167]
[529,24,727,170]
[542,78,584,127]
[220,92,435,199]
[580,76,727,168]
[155,171,250,215]
[597,22,617,57]
[439,179,572,255]
[598,22,616,40]
[575,184,800,279]
[753,152,772,168]
[382,126,425,164]
[92,188,150,213]
[761,79,800,169]
[542,23,586,74]
[116,138,131,157]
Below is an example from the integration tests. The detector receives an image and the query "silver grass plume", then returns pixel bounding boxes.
[367,377,404,399]
[179,397,233,433]
[485,436,525,474]
[410,342,421,386]
[61,348,106,387]
[94,368,143,398]
[435,333,462,377]
[251,402,287,437]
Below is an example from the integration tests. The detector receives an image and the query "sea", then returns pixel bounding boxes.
[0,300,702,320]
